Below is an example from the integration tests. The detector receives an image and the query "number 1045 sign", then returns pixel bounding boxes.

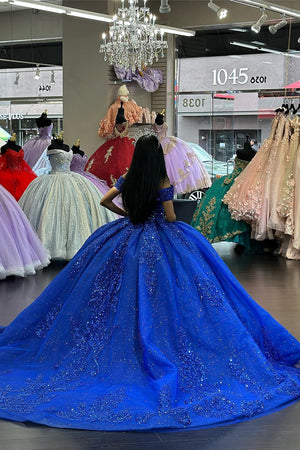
[212,68,267,86]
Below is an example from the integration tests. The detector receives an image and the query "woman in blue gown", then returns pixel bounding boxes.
[0,135,299,431]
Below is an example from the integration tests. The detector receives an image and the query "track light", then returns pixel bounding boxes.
[159,0,171,14]
[208,1,228,20]
[268,16,287,35]
[251,10,268,33]
[298,37,300,44]
[50,70,55,84]
[34,65,40,80]
[14,72,20,85]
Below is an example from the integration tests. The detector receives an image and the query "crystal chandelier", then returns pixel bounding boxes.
[99,0,168,71]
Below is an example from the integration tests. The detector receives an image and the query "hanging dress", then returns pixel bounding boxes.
[0,176,299,431]
[0,184,49,280]
[19,149,117,260]
[223,114,286,240]
[0,149,37,201]
[152,122,212,194]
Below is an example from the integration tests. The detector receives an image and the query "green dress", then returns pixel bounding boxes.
[191,158,261,253]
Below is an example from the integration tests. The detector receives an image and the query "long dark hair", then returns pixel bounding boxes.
[122,134,168,224]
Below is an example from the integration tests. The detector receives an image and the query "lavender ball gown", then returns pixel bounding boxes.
[23,124,53,175]
[0,184,50,279]
[152,122,212,194]
[70,153,110,196]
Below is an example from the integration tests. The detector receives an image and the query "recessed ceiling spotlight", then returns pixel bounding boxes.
[251,10,268,34]
[269,15,287,35]
[208,1,228,20]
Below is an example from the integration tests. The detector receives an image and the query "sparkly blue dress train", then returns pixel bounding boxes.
[0,177,299,431]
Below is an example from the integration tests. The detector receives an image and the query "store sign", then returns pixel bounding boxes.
[0,113,25,119]
[178,53,297,92]
[177,94,212,112]
[0,67,62,99]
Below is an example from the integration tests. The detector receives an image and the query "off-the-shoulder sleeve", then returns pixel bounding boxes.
[158,185,174,202]
[114,176,125,191]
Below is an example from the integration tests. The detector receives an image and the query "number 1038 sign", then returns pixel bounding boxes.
[212,68,267,86]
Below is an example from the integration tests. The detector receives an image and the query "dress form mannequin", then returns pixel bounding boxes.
[86,103,135,187]
[191,137,263,254]
[0,133,37,200]
[151,112,211,194]
[23,110,53,175]
[98,85,143,138]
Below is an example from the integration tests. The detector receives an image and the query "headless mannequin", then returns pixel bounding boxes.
[236,139,257,162]
[71,139,84,157]
[1,134,21,154]
[36,111,52,129]
[48,135,70,152]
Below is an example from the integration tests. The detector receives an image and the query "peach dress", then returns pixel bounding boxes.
[223,114,285,240]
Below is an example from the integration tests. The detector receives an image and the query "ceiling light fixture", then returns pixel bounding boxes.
[228,0,300,20]
[50,70,55,84]
[230,40,300,59]
[159,0,171,14]
[66,9,113,22]
[100,0,173,71]
[14,72,20,85]
[6,0,194,37]
[34,65,40,80]
[208,0,228,19]
[251,9,267,33]
[268,15,287,34]
[10,0,66,14]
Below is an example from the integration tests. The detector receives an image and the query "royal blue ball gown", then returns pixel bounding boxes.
[0,177,299,431]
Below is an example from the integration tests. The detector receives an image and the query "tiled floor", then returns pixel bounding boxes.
[0,243,299,450]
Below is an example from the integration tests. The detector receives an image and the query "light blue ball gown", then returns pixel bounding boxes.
[0,176,299,430]
[19,148,117,260]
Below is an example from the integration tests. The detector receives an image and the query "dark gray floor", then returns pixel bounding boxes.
[0,243,299,450]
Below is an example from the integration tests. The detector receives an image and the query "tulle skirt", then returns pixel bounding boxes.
[0,185,49,279]
[0,218,299,430]
[19,172,117,260]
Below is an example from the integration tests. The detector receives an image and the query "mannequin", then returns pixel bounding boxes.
[23,110,53,175]
[151,112,211,194]
[48,132,70,152]
[191,137,263,254]
[86,103,135,187]
[0,133,37,200]
[98,85,143,138]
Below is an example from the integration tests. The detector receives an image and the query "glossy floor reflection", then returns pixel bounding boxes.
[0,243,299,450]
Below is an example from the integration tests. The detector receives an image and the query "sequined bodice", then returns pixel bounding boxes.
[70,154,88,173]
[38,124,53,139]
[115,176,174,223]
[1,149,25,170]
[47,149,73,173]
[151,122,168,141]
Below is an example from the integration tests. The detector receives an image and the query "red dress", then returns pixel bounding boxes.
[0,149,37,201]
[85,136,135,188]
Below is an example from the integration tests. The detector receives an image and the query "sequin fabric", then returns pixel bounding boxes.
[18,149,117,260]
[0,176,299,431]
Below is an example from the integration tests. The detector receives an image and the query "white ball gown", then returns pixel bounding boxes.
[19,148,117,260]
